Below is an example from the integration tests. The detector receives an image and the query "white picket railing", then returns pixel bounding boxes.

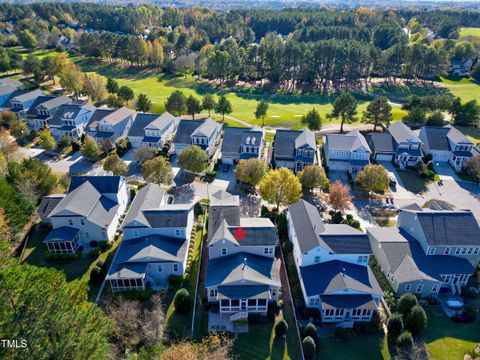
[230,311,248,322]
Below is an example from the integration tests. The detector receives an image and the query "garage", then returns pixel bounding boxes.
[375,153,394,161]
[431,151,450,162]
[222,157,234,165]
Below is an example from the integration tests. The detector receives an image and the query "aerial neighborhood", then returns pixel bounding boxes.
[1,2,480,360]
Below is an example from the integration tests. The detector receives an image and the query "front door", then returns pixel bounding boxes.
[240,299,247,311]
[345,310,351,320]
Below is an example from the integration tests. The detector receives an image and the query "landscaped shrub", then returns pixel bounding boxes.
[45,253,75,262]
[387,313,404,340]
[205,170,217,178]
[277,214,287,238]
[174,288,190,314]
[282,240,293,253]
[302,336,316,359]
[98,241,111,252]
[90,266,104,285]
[267,301,280,321]
[88,248,101,258]
[396,331,414,349]
[274,319,288,338]
[304,323,317,339]
[169,275,183,287]
[261,205,270,218]
[397,293,418,316]
[89,240,99,248]
[332,211,344,224]
[405,305,427,335]
[302,307,321,320]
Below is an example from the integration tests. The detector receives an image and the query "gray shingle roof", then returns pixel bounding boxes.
[367,227,474,283]
[210,190,240,207]
[106,263,147,280]
[221,126,263,155]
[411,209,480,246]
[49,103,96,127]
[191,117,221,138]
[0,85,16,97]
[25,95,56,116]
[217,285,271,299]
[123,183,166,228]
[86,109,114,129]
[68,176,122,194]
[206,252,280,288]
[38,194,65,219]
[147,111,177,130]
[300,260,383,297]
[325,129,371,152]
[10,89,44,104]
[274,129,315,159]
[44,227,79,242]
[102,106,135,125]
[174,119,204,144]
[208,190,241,235]
[321,294,377,310]
[128,113,159,137]
[420,126,451,151]
[37,95,71,110]
[207,218,277,247]
[388,122,421,145]
[366,133,396,154]
[0,78,22,88]
[288,200,371,254]
[445,124,472,144]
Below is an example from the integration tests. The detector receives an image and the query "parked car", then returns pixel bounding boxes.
[388,171,397,186]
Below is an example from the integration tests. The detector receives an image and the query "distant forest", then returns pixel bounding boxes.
[1,3,480,92]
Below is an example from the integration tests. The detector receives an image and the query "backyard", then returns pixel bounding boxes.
[21,224,120,300]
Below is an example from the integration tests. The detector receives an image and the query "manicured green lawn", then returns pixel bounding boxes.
[397,170,430,194]
[459,27,480,38]
[320,332,391,360]
[22,224,120,300]
[232,313,301,360]
[423,300,480,360]
[164,229,203,339]
[438,77,480,103]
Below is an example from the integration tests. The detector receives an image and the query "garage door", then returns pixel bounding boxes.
[376,154,393,161]
[432,152,450,162]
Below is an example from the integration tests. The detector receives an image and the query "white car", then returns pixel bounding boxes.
[388,171,397,186]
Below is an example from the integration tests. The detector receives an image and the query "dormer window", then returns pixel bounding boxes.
[251,137,256,145]
[246,136,250,145]
[221,248,227,256]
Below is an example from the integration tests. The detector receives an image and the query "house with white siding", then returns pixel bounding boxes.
[43,176,129,255]
[85,107,135,143]
[367,208,480,297]
[26,95,72,130]
[324,129,371,178]
[173,118,222,157]
[418,124,474,172]
[106,183,194,292]
[7,89,45,117]
[47,103,96,140]
[128,112,177,149]
[287,200,382,324]
[388,122,423,168]
[221,126,264,165]
[205,190,280,326]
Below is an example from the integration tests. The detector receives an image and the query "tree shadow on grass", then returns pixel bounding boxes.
[271,337,286,360]
[74,58,160,80]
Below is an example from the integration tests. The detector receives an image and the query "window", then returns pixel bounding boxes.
[133,230,139,238]
[271,288,276,297]
[405,284,412,292]
[358,255,368,263]
[68,219,73,226]
[461,248,468,255]
[432,283,439,293]
[467,248,474,255]
[309,298,315,306]
[455,248,461,255]
[221,248,227,256]
[428,247,436,255]
[416,284,424,293]
[264,247,273,255]
[474,248,479,255]
[209,289,217,297]
[314,256,320,263]
[314,298,320,306]
[80,219,85,225]
[173,264,178,272]
[157,264,163,272]
[175,229,181,237]
[444,248,451,255]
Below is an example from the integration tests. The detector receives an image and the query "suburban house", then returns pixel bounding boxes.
[365,132,397,162]
[48,103,96,140]
[287,200,383,324]
[205,190,280,324]
[128,111,177,149]
[273,128,316,173]
[221,126,264,165]
[38,194,65,224]
[0,85,20,107]
[85,107,135,143]
[418,124,474,172]
[0,78,23,89]
[26,95,72,130]
[43,176,129,255]
[173,118,222,157]
[7,89,45,116]
[450,59,474,77]
[323,130,372,177]
[388,122,423,168]
[106,183,195,292]
[367,208,480,297]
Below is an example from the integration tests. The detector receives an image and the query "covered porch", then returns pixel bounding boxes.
[449,151,472,172]
[320,294,378,323]
[106,263,147,292]
[217,285,273,315]
[44,227,80,254]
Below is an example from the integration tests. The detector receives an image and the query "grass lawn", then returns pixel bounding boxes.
[423,299,480,360]
[164,229,203,339]
[459,27,480,38]
[22,224,120,300]
[438,77,480,103]
[320,332,391,360]
[456,125,480,144]
[232,313,301,360]
[397,170,430,194]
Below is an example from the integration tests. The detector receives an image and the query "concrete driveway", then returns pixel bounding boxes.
[328,170,350,188]
[377,161,416,200]
[42,151,96,175]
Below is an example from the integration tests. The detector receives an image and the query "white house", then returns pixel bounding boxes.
[324,129,371,177]
[106,183,195,292]
[221,126,264,165]
[128,111,177,149]
[85,107,135,143]
[419,124,474,172]
[7,89,45,117]
[26,95,72,130]
[173,118,222,157]
[287,200,382,324]
[388,122,423,168]
[44,176,129,254]
[48,103,96,140]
